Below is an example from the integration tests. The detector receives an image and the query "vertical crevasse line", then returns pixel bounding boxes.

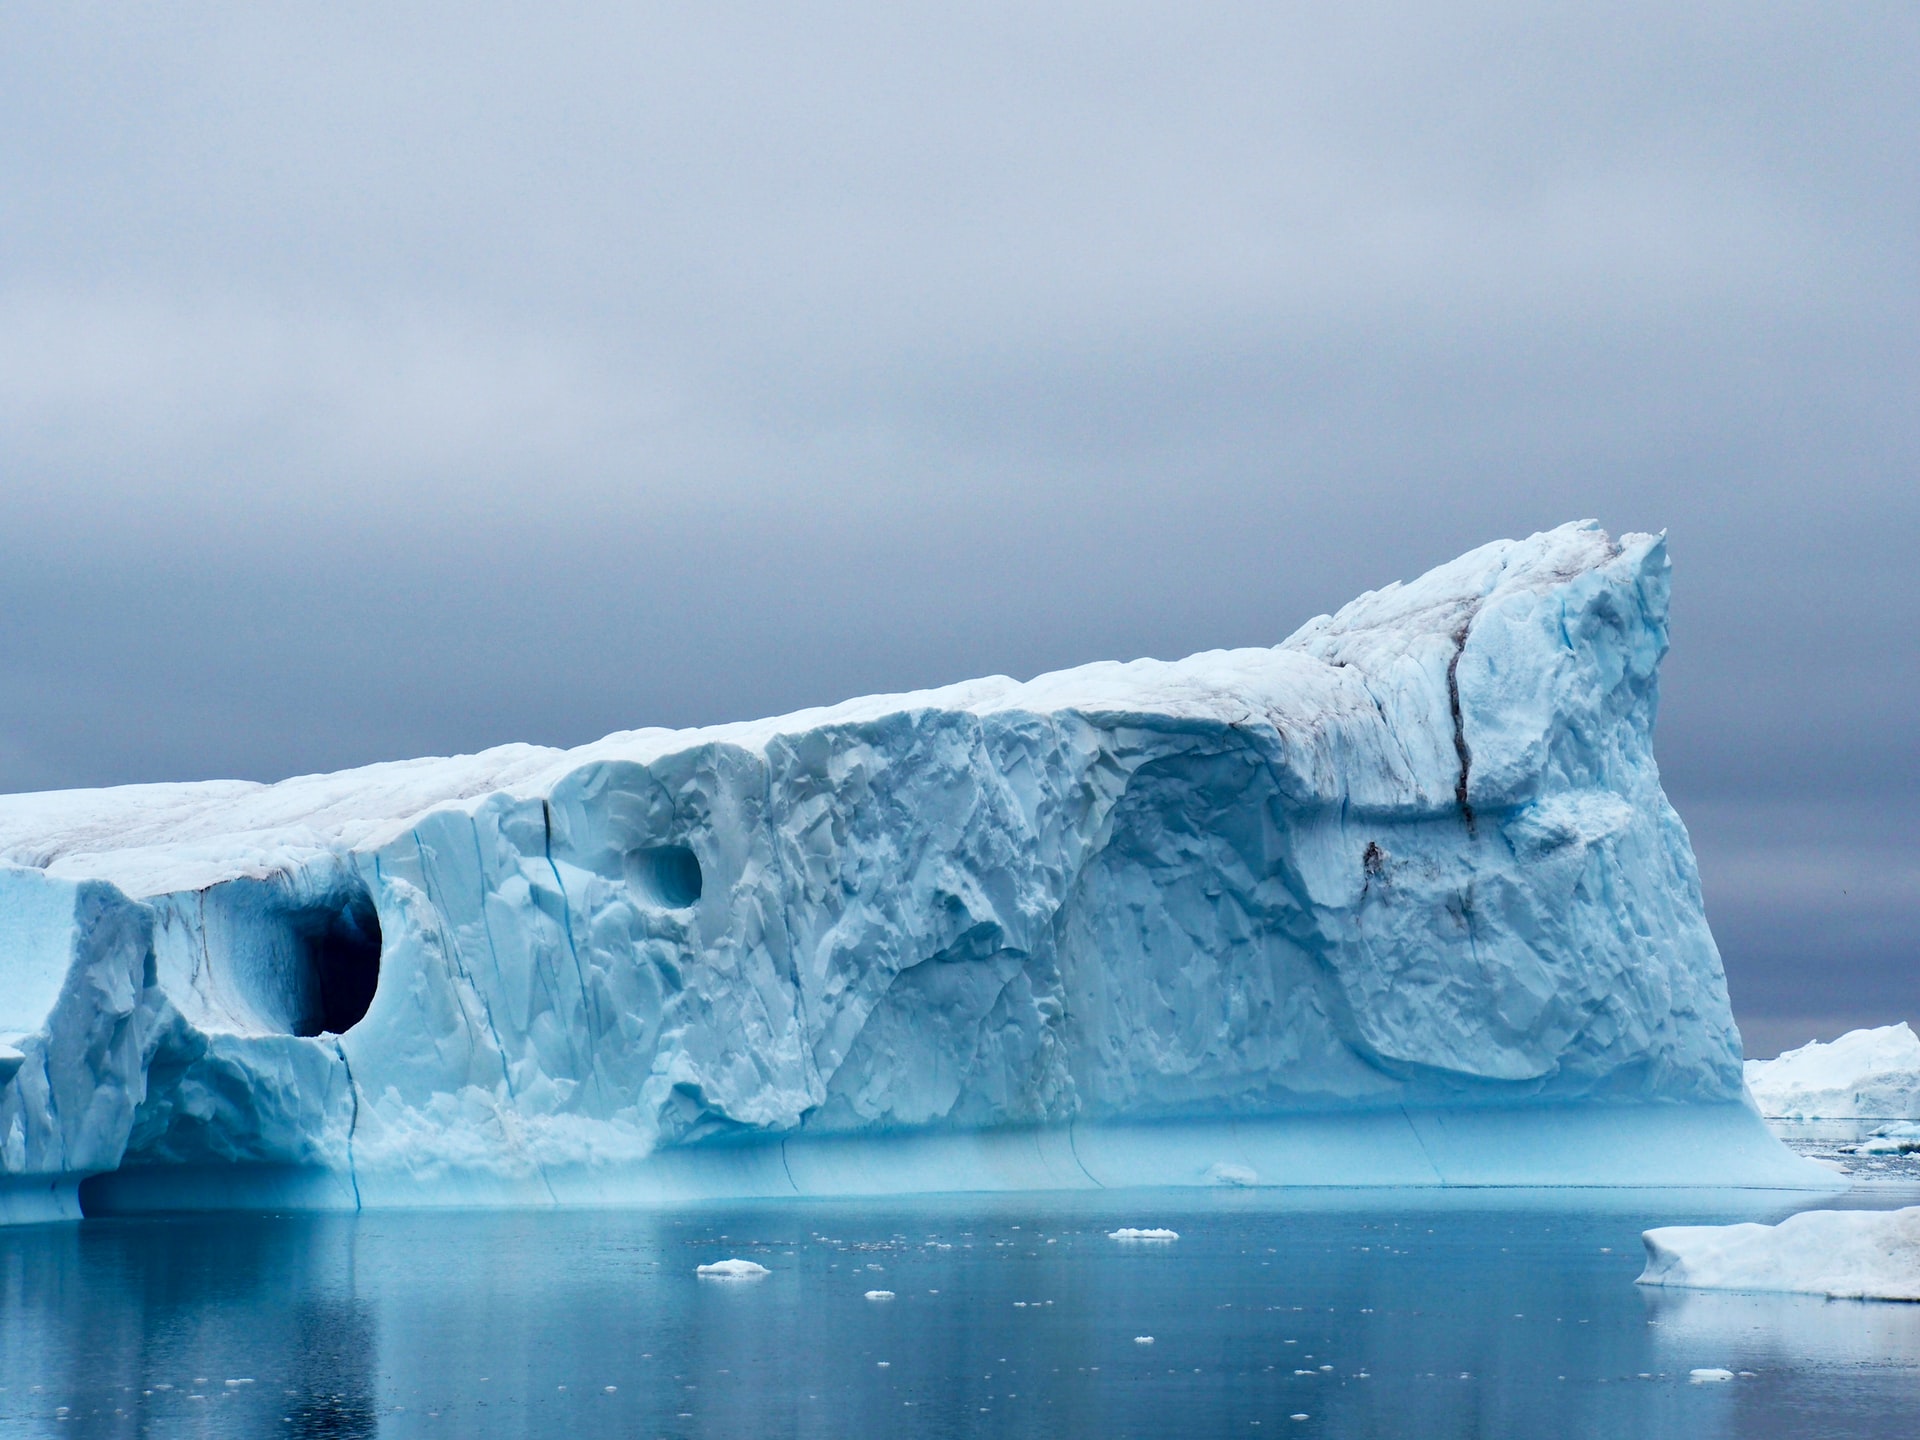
[412,833,517,1099]
[1399,1105,1447,1185]
[541,801,597,1047]
[1446,620,1476,835]
[332,1037,362,1211]
[1065,1119,1104,1188]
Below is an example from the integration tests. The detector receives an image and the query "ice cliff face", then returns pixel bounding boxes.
[0,522,1823,1219]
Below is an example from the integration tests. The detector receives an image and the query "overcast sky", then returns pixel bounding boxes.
[2,4,1913,1054]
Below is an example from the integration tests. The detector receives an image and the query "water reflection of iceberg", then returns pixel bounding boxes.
[1643,1285,1920,1369]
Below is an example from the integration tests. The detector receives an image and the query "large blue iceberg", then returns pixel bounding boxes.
[0,522,1834,1221]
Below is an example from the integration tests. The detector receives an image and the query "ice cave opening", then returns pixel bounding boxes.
[287,886,382,1037]
[629,843,703,909]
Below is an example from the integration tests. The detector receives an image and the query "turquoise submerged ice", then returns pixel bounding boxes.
[0,522,1834,1221]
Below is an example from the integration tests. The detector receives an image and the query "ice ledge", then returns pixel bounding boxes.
[77,1105,1839,1217]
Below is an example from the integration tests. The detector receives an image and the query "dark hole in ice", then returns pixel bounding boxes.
[632,844,703,908]
[291,889,383,1037]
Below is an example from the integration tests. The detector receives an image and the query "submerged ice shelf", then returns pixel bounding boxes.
[0,522,1834,1222]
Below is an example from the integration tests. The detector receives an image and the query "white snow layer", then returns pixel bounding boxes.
[1744,1024,1920,1120]
[0,522,1833,1222]
[1639,1207,1920,1300]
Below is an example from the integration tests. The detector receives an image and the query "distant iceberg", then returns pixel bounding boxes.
[0,522,1835,1223]
[1639,1207,1920,1301]
[1744,1024,1920,1121]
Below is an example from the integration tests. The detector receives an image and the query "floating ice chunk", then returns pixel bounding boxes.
[865,1289,894,1301]
[1639,1207,1920,1300]
[1858,1135,1918,1155]
[1689,1369,1735,1383]
[1134,1336,1154,1344]
[695,1259,769,1278]
[1109,1228,1179,1241]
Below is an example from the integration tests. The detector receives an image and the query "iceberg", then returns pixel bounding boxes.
[1639,1207,1920,1300]
[1744,1024,1920,1121]
[0,521,1834,1223]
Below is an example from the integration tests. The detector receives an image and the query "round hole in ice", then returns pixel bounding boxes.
[630,844,703,908]
[181,872,385,1038]
[288,887,383,1037]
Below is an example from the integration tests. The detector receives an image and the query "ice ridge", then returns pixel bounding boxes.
[0,521,1834,1221]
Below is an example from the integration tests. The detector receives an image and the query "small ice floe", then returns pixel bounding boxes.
[1290,1415,1309,1422]
[1134,1336,1154,1345]
[696,1259,770,1278]
[1109,1228,1179,1241]
[1859,1134,1920,1155]
[1689,1369,1735,1383]
[865,1289,895,1301]
[1638,1207,1920,1300]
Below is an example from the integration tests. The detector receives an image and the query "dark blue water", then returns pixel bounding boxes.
[3,1190,1916,1438]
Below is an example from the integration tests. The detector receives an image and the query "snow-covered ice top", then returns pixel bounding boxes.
[2,521,1660,898]
[1744,1024,1920,1120]
[1639,1207,1920,1301]
[0,521,1832,1220]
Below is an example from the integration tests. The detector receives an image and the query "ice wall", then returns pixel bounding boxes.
[0,522,1835,1220]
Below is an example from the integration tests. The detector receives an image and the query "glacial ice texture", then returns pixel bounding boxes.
[1744,1024,1920,1121]
[0,522,1833,1220]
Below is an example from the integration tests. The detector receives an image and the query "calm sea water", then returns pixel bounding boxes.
[2,1188,1916,1438]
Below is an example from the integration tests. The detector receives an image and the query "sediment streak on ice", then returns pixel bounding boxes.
[0,522,1834,1219]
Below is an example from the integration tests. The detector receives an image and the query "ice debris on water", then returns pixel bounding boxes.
[1110,1228,1180,1242]
[865,1290,895,1301]
[1689,1369,1735,1383]
[696,1259,769,1279]
[1134,1336,1154,1345]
